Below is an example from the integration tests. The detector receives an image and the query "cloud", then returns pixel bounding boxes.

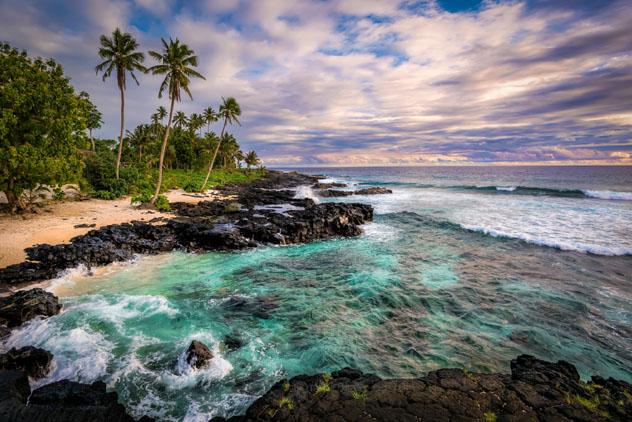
[1,0,630,166]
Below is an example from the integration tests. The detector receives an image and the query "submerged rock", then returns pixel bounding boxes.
[0,371,139,421]
[354,187,392,195]
[185,340,214,369]
[0,288,62,327]
[214,354,632,421]
[0,346,52,379]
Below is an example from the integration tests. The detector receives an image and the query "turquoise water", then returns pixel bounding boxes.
[3,166,632,420]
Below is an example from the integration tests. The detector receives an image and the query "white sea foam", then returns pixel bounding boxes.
[294,185,320,204]
[362,222,401,242]
[3,318,114,387]
[583,190,632,201]
[496,186,517,192]
[460,224,632,256]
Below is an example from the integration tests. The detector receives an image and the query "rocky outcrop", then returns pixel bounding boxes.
[353,187,392,195]
[0,346,52,379]
[317,190,353,197]
[0,171,374,286]
[0,288,62,327]
[214,355,632,421]
[312,183,347,189]
[0,371,140,421]
[185,340,214,369]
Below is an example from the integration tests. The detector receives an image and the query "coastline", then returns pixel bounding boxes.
[0,170,630,421]
[0,189,230,269]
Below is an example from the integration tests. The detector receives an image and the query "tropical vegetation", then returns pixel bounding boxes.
[0,31,264,213]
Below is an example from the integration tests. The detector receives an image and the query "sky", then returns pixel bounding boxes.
[1,0,631,166]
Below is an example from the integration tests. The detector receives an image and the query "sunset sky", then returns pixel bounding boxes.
[1,0,631,166]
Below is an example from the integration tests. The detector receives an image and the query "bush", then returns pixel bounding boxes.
[131,191,170,212]
[130,191,152,205]
[183,179,203,193]
[154,194,170,211]
[84,151,155,199]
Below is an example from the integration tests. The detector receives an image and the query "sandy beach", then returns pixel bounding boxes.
[0,189,225,268]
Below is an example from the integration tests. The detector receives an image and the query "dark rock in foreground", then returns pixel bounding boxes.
[0,171,374,286]
[0,288,62,327]
[0,346,52,379]
[215,354,632,421]
[185,340,214,369]
[0,371,139,421]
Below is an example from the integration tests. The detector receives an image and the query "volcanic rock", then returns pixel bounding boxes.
[213,354,632,422]
[0,346,53,379]
[185,340,214,369]
[0,288,62,327]
[354,187,392,195]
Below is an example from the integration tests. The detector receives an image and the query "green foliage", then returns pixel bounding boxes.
[282,381,290,392]
[245,150,261,169]
[277,396,294,410]
[154,194,170,211]
[322,373,332,383]
[0,42,87,212]
[315,382,331,394]
[131,191,152,204]
[182,179,203,193]
[351,390,367,401]
[483,411,497,422]
[52,186,66,201]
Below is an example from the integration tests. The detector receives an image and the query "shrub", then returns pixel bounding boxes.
[183,179,203,193]
[278,397,294,410]
[131,191,152,205]
[154,195,170,212]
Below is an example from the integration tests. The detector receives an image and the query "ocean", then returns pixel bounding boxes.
[3,165,631,420]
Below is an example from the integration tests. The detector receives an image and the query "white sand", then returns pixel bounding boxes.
[0,189,227,268]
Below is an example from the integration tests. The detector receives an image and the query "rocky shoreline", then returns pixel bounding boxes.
[0,171,630,421]
[0,171,372,287]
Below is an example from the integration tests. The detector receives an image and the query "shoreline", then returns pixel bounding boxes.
[0,170,631,421]
[0,189,230,269]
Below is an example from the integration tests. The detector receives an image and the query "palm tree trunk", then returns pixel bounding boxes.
[202,118,227,190]
[152,97,175,204]
[89,129,95,152]
[115,87,125,179]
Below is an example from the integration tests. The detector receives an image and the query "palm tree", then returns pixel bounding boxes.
[203,106,217,134]
[235,150,245,168]
[245,150,260,170]
[148,38,205,204]
[95,28,146,179]
[127,124,153,160]
[174,111,188,129]
[151,106,167,139]
[202,97,241,190]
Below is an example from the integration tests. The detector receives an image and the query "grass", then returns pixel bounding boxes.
[278,396,294,410]
[566,392,612,419]
[351,390,368,401]
[161,168,266,192]
[483,411,497,422]
[315,382,331,394]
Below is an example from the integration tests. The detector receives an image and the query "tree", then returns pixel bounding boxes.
[0,43,87,212]
[148,38,205,204]
[188,112,205,136]
[127,124,153,160]
[245,150,260,170]
[202,97,241,190]
[202,106,217,134]
[79,91,103,151]
[95,28,146,179]
[173,111,188,129]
